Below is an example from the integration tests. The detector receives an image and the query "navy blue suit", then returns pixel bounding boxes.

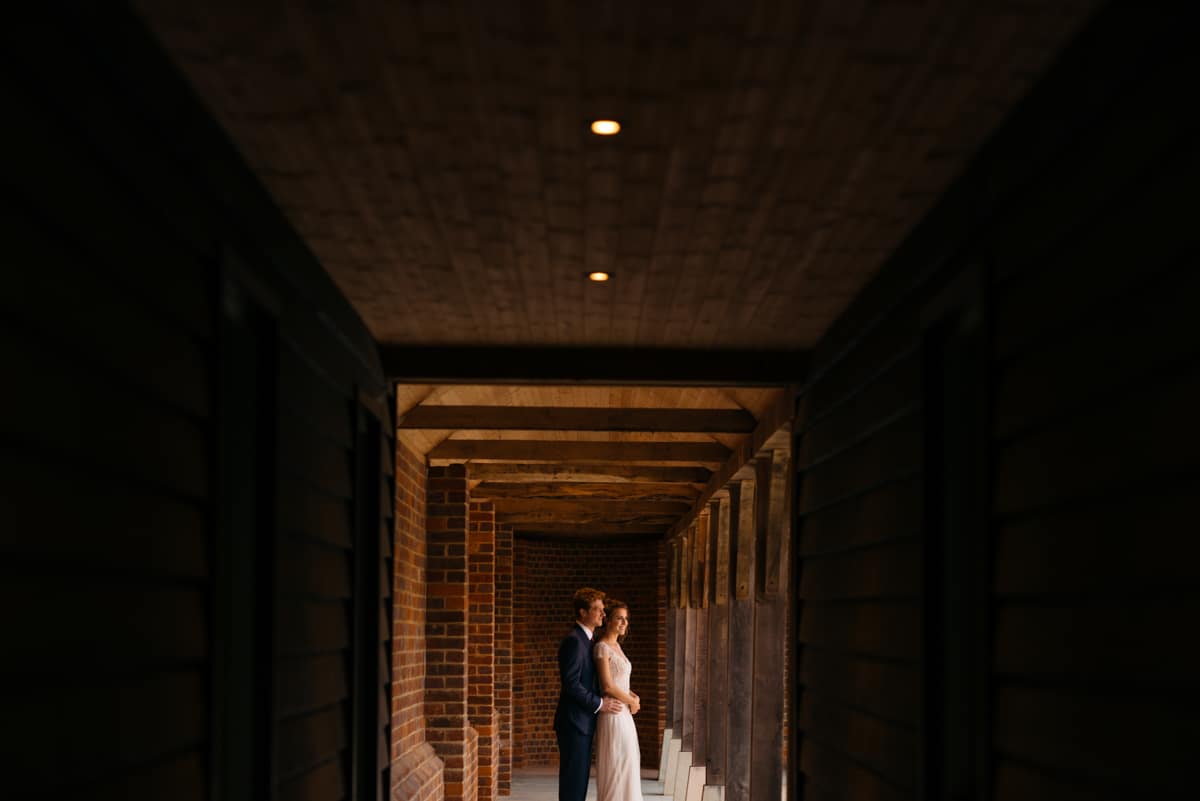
[554,624,602,801]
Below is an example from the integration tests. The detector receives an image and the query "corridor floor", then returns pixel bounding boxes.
[508,767,666,801]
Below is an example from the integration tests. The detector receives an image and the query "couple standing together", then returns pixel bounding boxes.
[554,587,643,801]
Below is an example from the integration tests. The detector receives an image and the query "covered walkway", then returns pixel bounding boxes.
[4,3,1196,801]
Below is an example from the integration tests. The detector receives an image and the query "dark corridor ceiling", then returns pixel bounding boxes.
[135,0,1100,538]
[136,0,1097,351]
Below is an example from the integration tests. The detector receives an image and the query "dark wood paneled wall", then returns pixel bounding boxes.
[793,4,1198,800]
[1,7,390,801]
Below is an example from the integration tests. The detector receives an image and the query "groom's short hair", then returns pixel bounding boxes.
[572,587,606,620]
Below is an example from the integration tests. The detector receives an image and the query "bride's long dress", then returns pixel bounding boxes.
[594,640,643,801]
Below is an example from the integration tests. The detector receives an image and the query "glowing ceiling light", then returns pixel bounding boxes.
[588,271,611,282]
[590,119,621,136]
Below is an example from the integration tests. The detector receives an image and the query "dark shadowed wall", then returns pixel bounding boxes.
[792,4,1198,800]
[2,8,394,801]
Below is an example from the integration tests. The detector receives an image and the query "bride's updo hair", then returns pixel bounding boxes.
[600,599,630,644]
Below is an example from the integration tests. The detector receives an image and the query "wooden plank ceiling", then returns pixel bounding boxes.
[397,384,789,539]
[135,0,1100,538]
[135,0,1098,351]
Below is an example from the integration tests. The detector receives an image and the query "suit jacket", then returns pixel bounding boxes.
[553,624,602,737]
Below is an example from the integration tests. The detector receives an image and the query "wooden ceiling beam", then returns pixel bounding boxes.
[473,482,700,503]
[381,346,808,386]
[466,463,711,485]
[430,439,729,465]
[398,405,756,433]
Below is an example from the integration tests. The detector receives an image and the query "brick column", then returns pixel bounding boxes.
[495,523,514,795]
[468,501,499,801]
[426,465,477,801]
[390,443,444,801]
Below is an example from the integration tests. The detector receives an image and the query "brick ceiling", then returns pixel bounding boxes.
[136,0,1099,538]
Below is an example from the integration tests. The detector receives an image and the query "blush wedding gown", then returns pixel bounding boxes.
[594,640,643,801]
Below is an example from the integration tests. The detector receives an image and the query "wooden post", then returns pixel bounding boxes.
[706,494,731,787]
[682,528,697,750]
[727,477,757,801]
[692,511,711,768]
[751,450,791,801]
[666,539,678,727]
[672,536,686,733]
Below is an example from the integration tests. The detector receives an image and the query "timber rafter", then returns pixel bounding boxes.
[398,405,756,433]
[429,439,730,465]
[466,463,711,485]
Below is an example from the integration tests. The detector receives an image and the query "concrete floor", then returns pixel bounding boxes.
[507,767,666,801]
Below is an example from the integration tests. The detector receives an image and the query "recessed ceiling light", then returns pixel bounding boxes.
[590,119,621,136]
[588,271,610,282]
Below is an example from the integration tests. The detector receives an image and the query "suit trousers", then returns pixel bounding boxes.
[557,727,593,801]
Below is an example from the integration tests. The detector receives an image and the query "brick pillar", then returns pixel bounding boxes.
[495,523,514,795]
[468,501,499,801]
[390,443,444,801]
[426,465,477,801]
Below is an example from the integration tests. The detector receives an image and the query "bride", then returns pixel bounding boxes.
[593,599,643,801]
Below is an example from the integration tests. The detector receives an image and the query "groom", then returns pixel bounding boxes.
[554,587,625,801]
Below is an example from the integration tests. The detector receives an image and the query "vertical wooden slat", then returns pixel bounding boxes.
[714,494,732,606]
[735,475,757,602]
[692,511,711,765]
[665,539,678,728]
[706,495,732,786]
[682,606,698,750]
[671,538,686,733]
[751,450,791,801]
[351,404,384,801]
[726,479,757,801]
[697,511,711,609]
[681,529,697,750]
[763,449,791,601]
[681,532,691,610]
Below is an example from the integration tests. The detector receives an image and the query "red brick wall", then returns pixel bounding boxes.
[426,465,477,801]
[390,443,444,801]
[513,536,667,769]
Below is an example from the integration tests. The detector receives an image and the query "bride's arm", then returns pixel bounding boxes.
[594,648,640,712]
